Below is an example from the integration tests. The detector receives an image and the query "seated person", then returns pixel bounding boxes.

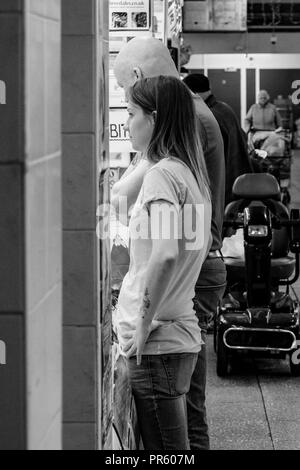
[245,90,283,151]
[245,90,282,132]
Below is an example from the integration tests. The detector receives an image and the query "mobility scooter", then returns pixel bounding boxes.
[215,173,300,376]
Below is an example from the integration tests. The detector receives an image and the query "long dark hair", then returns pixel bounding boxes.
[128,75,211,199]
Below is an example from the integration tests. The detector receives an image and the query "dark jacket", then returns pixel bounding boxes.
[205,94,253,206]
[193,96,225,252]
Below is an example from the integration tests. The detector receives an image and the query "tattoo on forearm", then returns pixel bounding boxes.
[142,288,151,318]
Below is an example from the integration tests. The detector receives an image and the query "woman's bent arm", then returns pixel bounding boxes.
[111,158,152,219]
[125,202,179,363]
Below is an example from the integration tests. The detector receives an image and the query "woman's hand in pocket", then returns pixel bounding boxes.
[125,318,152,365]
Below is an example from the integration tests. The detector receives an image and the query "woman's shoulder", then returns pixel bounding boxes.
[145,157,181,176]
[149,158,191,184]
[144,158,188,204]
[154,156,187,171]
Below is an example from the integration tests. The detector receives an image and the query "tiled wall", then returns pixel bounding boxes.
[0,0,62,450]
[24,0,62,450]
[0,0,110,450]
[62,0,110,450]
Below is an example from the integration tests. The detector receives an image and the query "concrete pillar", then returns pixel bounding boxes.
[62,0,110,450]
[0,0,62,450]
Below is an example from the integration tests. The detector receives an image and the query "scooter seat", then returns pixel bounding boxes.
[224,255,296,282]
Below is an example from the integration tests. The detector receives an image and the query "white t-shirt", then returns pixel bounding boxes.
[115,157,212,355]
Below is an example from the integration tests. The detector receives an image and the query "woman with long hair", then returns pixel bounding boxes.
[115,75,212,450]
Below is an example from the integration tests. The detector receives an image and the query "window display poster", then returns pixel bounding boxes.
[110,0,151,31]
[109,71,127,108]
[212,0,247,31]
[183,0,212,31]
[109,109,133,153]
[153,0,166,40]
[109,53,127,108]
[109,52,127,108]
[168,0,184,39]
[183,0,247,32]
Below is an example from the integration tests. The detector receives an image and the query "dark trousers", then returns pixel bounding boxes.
[187,257,227,450]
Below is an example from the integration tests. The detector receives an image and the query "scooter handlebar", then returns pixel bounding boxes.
[223,220,244,229]
[223,217,300,229]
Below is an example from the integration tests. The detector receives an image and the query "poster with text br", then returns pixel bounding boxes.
[110,0,151,31]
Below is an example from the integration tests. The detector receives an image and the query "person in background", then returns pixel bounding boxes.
[245,89,282,133]
[183,73,253,206]
[112,37,226,451]
[116,75,212,450]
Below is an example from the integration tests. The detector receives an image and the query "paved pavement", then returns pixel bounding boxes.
[206,150,300,450]
[206,334,300,450]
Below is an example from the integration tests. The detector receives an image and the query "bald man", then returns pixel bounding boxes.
[112,37,226,451]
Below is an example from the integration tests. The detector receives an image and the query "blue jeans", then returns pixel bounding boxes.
[128,353,198,450]
[187,257,227,451]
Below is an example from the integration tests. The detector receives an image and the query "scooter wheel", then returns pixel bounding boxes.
[289,350,300,377]
[216,330,230,377]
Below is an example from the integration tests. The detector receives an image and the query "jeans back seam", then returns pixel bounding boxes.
[147,356,166,450]
[161,356,174,396]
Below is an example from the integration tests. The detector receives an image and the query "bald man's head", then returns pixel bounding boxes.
[114,37,179,92]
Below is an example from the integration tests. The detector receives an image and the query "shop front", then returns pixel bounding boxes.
[107,0,185,450]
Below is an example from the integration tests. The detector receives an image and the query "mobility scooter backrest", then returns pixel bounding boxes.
[232,173,281,201]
